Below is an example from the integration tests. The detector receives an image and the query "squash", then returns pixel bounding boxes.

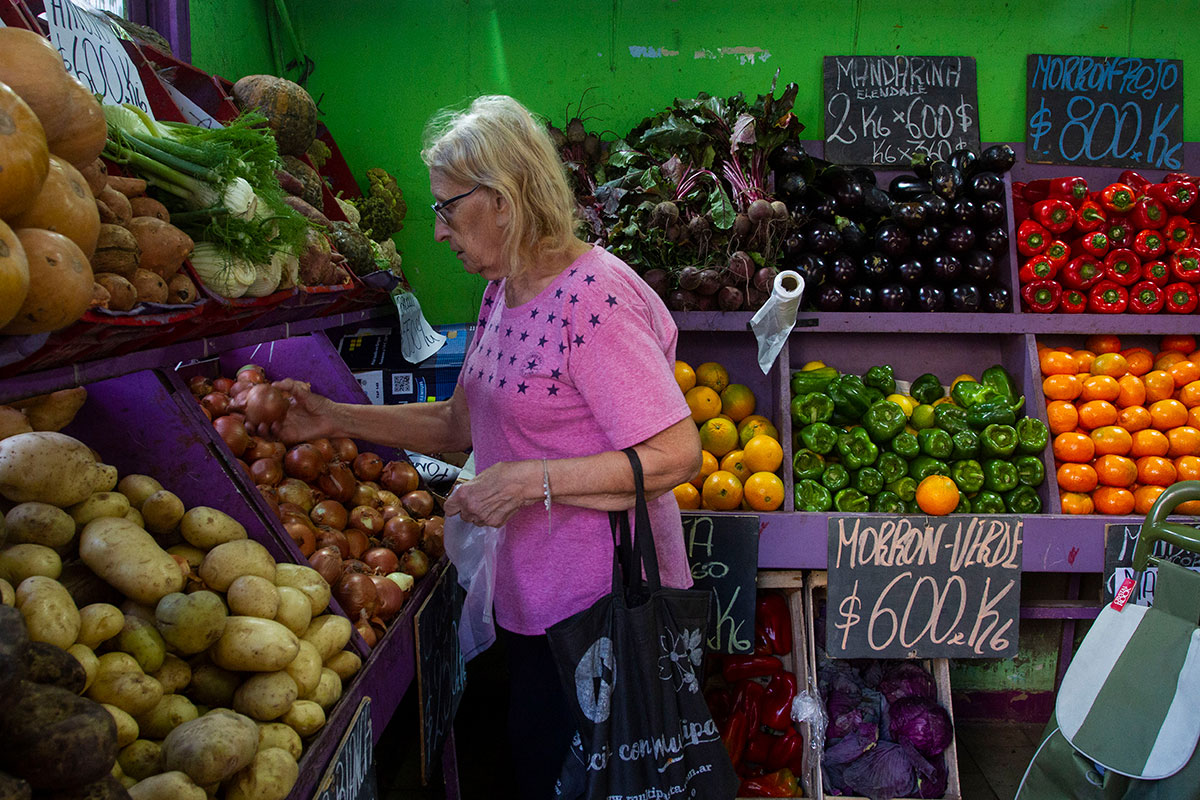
[47,78,107,170]
[0,80,50,219]
[8,156,101,259]
[0,229,93,335]
[231,75,317,157]
[0,220,30,330]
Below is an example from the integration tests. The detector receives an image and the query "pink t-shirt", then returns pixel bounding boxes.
[459,246,694,634]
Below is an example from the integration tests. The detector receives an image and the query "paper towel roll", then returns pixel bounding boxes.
[749,270,805,373]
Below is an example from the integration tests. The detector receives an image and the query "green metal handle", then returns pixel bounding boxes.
[1135,480,1200,571]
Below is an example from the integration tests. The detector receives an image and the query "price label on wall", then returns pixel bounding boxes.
[45,0,150,112]
[682,513,759,654]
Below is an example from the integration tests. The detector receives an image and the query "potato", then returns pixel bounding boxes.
[119,599,156,625]
[0,432,116,507]
[80,517,185,605]
[78,602,124,648]
[151,653,191,694]
[135,693,198,739]
[233,671,298,721]
[273,563,330,616]
[0,680,118,790]
[22,640,85,694]
[101,703,140,748]
[128,770,206,800]
[167,273,198,305]
[0,604,29,694]
[166,543,205,569]
[227,575,279,619]
[210,616,298,673]
[0,543,62,583]
[5,502,75,547]
[306,668,342,710]
[301,614,351,661]
[256,723,302,761]
[115,615,166,673]
[154,591,226,654]
[199,539,275,593]
[178,506,246,550]
[51,774,130,799]
[161,709,258,786]
[281,699,325,738]
[116,475,161,510]
[0,404,33,441]
[68,642,99,690]
[123,506,144,527]
[139,490,184,536]
[16,575,79,649]
[128,268,168,304]
[284,640,321,697]
[12,387,87,433]
[273,585,311,635]
[117,740,162,782]
[87,652,163,717]
[0,578,13,606]
[187,663,239,708]
[224,747,298,800]
[324,649,362,682]
[69,492,132,530]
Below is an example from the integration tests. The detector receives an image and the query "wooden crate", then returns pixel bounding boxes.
[805,571,962,800]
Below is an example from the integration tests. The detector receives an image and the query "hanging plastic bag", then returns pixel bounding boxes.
[443,510,504,661]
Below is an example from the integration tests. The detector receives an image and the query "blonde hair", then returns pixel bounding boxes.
[421,95,578,276]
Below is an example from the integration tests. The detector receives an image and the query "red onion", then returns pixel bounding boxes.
[344,529,370,560]
[284,443,324,482]
[315,527,349,558]
[244,384,289,427]
[381,460,420,495]
[212,376,235,394]
[401,490,435,519]
[308,546,342,585]
[310,499,348,530]
[335,573,379,620]
[249,458,283,486]
[244,436,274,461]
[332,437,359,462]
[349,505,384,534]
[362,546,400,575]
[370,574,406,620]
[353,452,384,482]
[381,516,421,553]
[201,392,231,418]
[318,462,356,504]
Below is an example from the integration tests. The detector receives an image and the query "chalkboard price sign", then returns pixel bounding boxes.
[415,561,466,783]
[827,515,1021,659]
[1026,54,1184,169]
[1103,523,1200,606]
[315,699,377,800]
[682,513,759,654]
[824,55,981,166]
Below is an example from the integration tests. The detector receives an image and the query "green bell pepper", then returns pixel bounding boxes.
[1003,485,1043,514]
[800,422,839,455]
[954,494,972,514]
[1016,417,1050,455]
[833,487,870,513]
[1014,454,1046,487]
[795,479,832,512]
[864,387,886,406]
[862,400,906,442]
[886,476,918,502]
[890,431,920,460]
[876,451,908,484]
[950,459,986,494]
[950,380,998,408]
[972,490,1006,514]
[827,375,872,424]
[934,403,971,435]
[918,427,954,459]
[905,499,922,513]
[821,462,850,492]
[863,365,896,395]
[910,373,945,405]
[982,458,1019,493]
[872,490,907,513]
[792,448,826,481]
[981,365,1019,408]
[791,366,839,396]
[836,428,878,470]
[854,466,884,496]
[951,429,980,460]
[909,455,949,482]
[966,395,1025,430]
[980,423,1018,458]
[791,392,834,425]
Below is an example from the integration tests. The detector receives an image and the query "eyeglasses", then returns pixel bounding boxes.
[431,183,481,224]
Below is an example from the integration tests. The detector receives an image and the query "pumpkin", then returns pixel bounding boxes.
[0,79,50,219]
[46,78,107,169]
[0,220,31,329]
[0,30,76,146]
[8,155,101,258]
[1,228,93,335]
[231,75,317,156]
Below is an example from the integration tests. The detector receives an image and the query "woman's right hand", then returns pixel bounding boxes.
[270,379,340,443]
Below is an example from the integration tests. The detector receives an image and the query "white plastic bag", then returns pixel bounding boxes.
[443,510,504,661]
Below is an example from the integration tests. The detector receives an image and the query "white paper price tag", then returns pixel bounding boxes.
[163,82,222,129]
[393,291,446,363]
[45,0,150,113]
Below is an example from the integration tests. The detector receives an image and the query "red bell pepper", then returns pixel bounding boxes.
[1163,172,1195,185]
[1019,255,1058,282]
[1088,280,1129,314]
[745,729,776,765]
[1050,176,1090,204]
[1033,198,1077,234]
[755,592,792,656]
[1074,199,1107,233]
[1020,179,1049,202]
[722,655,783,683]
[1061,288,1088,314]
[1129,281,1166,314]
[1016,220,1050,256]
[1021,279,1062,312]
[1074,230,1110,258]
[1012,194,1031,224]
[1148,181,1198,215]
[1062,256,1104,290]
[1164,216,1194,252]
[1106,217,1134,248]
[1101,183,1138,214]
[1044,239,1072,269]
[739,768,800,798]
[1142,260,1170,287]
[1131,195,1168,230]
[1103,249,1141,287]
[761,671,798,730]
[765,729,806,774]
[1165,282,1199,314]
[1133,229,1167,260]
[1169,248,1200,283]
[721,679,765,770]
[1118,170,1152,194]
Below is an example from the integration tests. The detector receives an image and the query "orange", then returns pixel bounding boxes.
[1131,428,1170,457]
[1134,485,1167,515]
[1071,350,1096,373]
[1118,405,1152,433]
[1190,405,1200,429]
[738,417,779,447]
[1168,360,1200,389]
[699,417,739,457]
[1176,455,1200,481]
[1094,454,1137,487]
[690,450,719,489]
[1154,350,1188,371]
[1047,401,1080,435]
[685,386,722,423]
[1121,348,1154,376]
[695,362,730,394]
[702,470,743,510]
[1149,398,1188,430]
[1090,352,1129,377]
[1077,400,1118,430]
[1160,334,1197,354]
[674,361,696,395]
[1080,375,1120,402]
[1091,425,1132,456]
[1144,370,1176,402]
[915,475,960,516]
[673,482,701,509]
[1136,456,1177,486]
[1093,486,1135,515]
[1060,491,1095,514]
[1039,349,1077,376]
[743,471,784,511]
[1086,334,1123,354]
[1167,426,1200,458]
[1054,431,1095,463]
[719,384,756,422]
[1115,375,1146,408]
[1178,500,1200,516]
[716,413,735,423]
[1179,380,1200,408]
[743,434,784,474]
[1043,375,1082,401]
[1057,462,1098,493]
[720,450,752,483]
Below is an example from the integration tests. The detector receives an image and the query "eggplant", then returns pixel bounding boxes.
[969,171,1006,201]
[889,175,931,199]
[835,217,869,254]
[984,285,1013,312]
[778,172,808,203]
[892,201,927,229]
[788,196,815,224]
[820,167,865,214]
[792,254,828,287]
[949,147,978,176]
[878,283,912,312]
[874,222,911,258]
[977,199,1007,227]
[976,144,1016,175]
[812,191,840,221]
[944,224,976,254]
[950,284,982,313]
[845,284,875,312]
[816,284,846,311]
[782,232,806,259]
[917,192,949,222]
[964,250,997,283]
[896,259,926,287]
[983,226,1009,254]
[949,197,977,225]
[912,224,943,255]
[804,221,841,254]
[770,140,810,173]
[851,166,878,186]
[929,254,963,284]
[910,152,935,179]
[916,284,947,312]
[829,254,858,287]
[859,251,892,285]
[930,161,964,200]
[863,184,894,218]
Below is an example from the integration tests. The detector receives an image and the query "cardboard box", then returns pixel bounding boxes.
[339,323,474,404]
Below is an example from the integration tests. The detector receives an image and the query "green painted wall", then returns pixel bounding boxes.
[188,0,275,81]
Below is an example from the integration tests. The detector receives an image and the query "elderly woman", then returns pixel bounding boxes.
[276,95,699,797]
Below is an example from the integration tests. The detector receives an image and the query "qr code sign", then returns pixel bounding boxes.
[392,373,414,395]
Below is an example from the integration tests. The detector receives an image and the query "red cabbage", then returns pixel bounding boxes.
[888,696,953,757]
[915,754,948,798]
[842,740,936,800]
[879,661,937,704]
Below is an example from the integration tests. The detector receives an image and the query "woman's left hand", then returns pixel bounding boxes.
[442,460,537,527]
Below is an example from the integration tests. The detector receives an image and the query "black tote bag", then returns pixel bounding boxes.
[548,448,739,800]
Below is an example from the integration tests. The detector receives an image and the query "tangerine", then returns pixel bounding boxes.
[702,470,743,510]
[699,417,739,457]
[1121,348,1154,376]
[1092,486,1135,515]
[1077,400,1118,430]
[1160,334,1196,354]
[1168,360,1200,389]
[1091,425,1132,456]
[1057,462,1098,492]
[1060,491,1095,514]
[1047,400,1080,434]
[1043,374,1082,401]
[1178,380,1200,408]
[744,472,784,511]
[719,384,757,422]
[1136,455,1177,486]
[1190,405,1200,429]
[1115,375,1146,408]
[1054,431,1095,463]
[916,475,960,515]
[1039,350,1077,376]
[1149,398,1188,430]
[674,361,696,395]
[1143,370,1176,402]
[743,434,784,474]
[1154,351,1188,371]
[1131,428,1170,457]
[1167,426,1200,458]
[673,483,701,509]
[690,450,718,489]
[685,386,722,423]
[1090,352,1129,377]
[1177,456,1200,481]
[1117,405,1152,433]
[739,418,778,447]
[695,362,730,394]
[1086,334,1123,354]
[1134,485,1167,515]
[1071,350,1096,373]
[720,450,752,483]
[1094,454,1137,487]
[1080,375,1120,402]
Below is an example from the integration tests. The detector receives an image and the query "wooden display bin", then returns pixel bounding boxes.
[804,571,962,800]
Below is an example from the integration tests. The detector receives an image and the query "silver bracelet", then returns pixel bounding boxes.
[542,458,552,529]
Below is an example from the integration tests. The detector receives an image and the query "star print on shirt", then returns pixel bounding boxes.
[484,296,494,306]
[530,308,539,319]
[589,314,601,327]
[559,343,567,353]
[555,289,563,298]
[584,274,596,284]
[478,316,486,326]
[574,334,585,346]
[569,268,578,276]
[496,350,503,361]
[546,312,556,323]
[519,331,529,341]
[526,359,537,370]
[486,347,492,356]
[537,336,547,348]
[509,355,517,365]
[550,368,561,379]
[488,374,493,383]
[517,382,528,394]
[498,378,506,388]
[547,385,559,396]
[561,318,569,328]
[506,327,513,337]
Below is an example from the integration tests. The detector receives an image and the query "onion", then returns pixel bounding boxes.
[355,617,378,647]
[308,546,342,585]
[310,437,336,463]
[380,503,406,522]
[188,375,213,396]
[310,499,348,530]
[344,529,370,560]
[285,521,316,556]
[362,546,400,575]
[381,460,420,495]
[353,452,384,482]
[318,462,356,504]
[201,391,231,418]
[237,364,267,383]
[212,376,235,393]
[278,501,310,521]
[257,485,280,517]
[349,505,384,534]
[236,459,252,476]
[401,490,435,519]
[244,436,274,461]
[341,559,372,575]
[335,572,378,620]
[422,516,446,559]
[377,490,401,508]
[333,437,359,462]
[284,443,324,482]
[387,571,415,592]
[315,527,349,558]
[370,574,406,620]
[249,458,283,486]
[200,405,212,421]
[244,384,289,427]
[381,516,421,553]
[351,483,380,510]
[399,547,431,580]
[276,478,315,512]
